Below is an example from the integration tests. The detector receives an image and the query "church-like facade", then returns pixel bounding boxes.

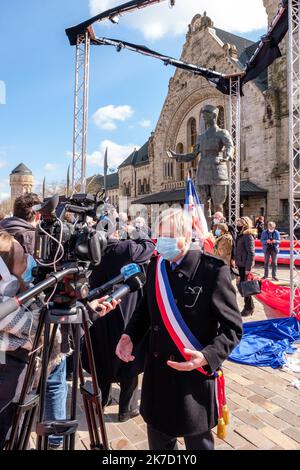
[101,0,289,227]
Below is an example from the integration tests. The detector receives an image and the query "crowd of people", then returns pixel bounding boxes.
[0,193,282,450]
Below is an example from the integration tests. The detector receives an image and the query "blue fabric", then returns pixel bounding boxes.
[261,229,281,254]
[229,317,300,369]
[44,357,68,446]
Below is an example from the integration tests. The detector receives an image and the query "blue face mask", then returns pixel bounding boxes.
[215,229,222,238]
[22,255,37,284]
[156,237,181,261]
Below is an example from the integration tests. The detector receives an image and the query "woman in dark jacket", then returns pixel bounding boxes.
[235,217,257,317]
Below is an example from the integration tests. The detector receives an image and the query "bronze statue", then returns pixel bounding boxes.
[167,105,234,219]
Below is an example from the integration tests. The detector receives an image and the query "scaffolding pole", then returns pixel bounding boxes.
[228,76,241,226]
[72,31,90,193]
[288,0,300,316]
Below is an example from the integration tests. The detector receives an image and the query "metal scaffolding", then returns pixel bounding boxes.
[72,31,90,193]
[288,0,300,316]
[228,76,241,226]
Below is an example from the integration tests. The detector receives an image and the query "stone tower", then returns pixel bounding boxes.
[263,0,280,24]
[10,163,33,209]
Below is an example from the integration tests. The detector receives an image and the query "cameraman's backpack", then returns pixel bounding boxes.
[14,228,36,255]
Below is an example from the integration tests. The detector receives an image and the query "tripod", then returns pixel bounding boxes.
[5,301,108,451]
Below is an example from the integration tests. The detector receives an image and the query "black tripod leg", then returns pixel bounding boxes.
[6,310,46,450]
[36,321,52,450]
[81,309,109,450]
[68,323,81,450]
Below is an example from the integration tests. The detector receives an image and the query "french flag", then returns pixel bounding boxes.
[184,177,214,253]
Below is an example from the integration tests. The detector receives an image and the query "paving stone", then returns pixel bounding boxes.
[222,429,251,449]
[234,424,274,449]
[105,422,125,441]
[247,384,277,399]
[255,411,290,431]
[260,426,300,450]
[247,395,282,413]
[110,438,136,450]
[135,440,149,450]
[226,380,255,398]
[118,419,147,444]
[282,427,300,444]
[270,395,300,416]
[232,409,265,429]
[226,372,254,387]
[275,409,300,427]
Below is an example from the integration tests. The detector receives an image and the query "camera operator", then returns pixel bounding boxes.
[82,213,155,422]
[261,221,281,281]
[0,193,41,256]
[0,231,117,449]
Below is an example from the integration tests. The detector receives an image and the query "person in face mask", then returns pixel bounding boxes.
[116,208,242,451]
[213,224,233,267]
[235,217,257,317]
[261,221,281,281]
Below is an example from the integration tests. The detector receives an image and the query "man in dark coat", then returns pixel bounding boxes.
[116,208,242,450]
[0,193,41,255]
[82,225,155,422]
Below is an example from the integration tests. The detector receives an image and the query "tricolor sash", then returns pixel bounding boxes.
[155,256,229,439]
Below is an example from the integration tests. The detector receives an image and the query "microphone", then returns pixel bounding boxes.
[87,263,141,301]
[105,272,146,303]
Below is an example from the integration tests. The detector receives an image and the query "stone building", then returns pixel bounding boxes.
[92,1,290,226]
[10,163,33,209]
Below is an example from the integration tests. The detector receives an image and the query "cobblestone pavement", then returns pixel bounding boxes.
[44,266,300,450]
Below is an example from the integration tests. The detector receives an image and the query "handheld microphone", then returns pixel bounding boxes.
[87,263,141,301]
[105,272,146,303]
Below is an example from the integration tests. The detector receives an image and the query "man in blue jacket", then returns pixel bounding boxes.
[261,222,281,281]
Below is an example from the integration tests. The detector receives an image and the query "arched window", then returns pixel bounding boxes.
[217,106,225,129]
[176,143,184,181]
[146,179,150,193]
[143,178,147,194]
[138,180,142,195]
[123,183,127,196]
[187,117,197,152]
[127,183,131,197]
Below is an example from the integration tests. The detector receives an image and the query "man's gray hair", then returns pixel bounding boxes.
[154,208,192,238]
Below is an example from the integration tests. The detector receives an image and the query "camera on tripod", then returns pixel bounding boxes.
[34,192,108,270]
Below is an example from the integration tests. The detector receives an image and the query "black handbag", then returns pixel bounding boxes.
[238,279,262,297]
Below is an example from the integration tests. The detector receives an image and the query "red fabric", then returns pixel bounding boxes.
[256,280,300,319]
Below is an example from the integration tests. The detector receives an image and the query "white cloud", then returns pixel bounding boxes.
[0,159,7,169]
[0,192,9,201]
[139,119,151,128]
[89,0,267,40]
[44,163,61,171]
[92,105,134,131]
[87,139,140,169]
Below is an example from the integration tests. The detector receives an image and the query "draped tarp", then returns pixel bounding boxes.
[229,317,300,369]
[256,280,300,319]
[242,0,288,88]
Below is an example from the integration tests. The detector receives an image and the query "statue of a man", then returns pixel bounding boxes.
[167,105,234,219]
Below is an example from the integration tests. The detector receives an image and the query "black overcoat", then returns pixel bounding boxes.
[82,235,155,385]
[125,248,242,437]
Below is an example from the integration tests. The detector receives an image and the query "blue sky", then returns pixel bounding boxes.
[0,0,267,200]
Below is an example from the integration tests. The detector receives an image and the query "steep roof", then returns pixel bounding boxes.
[10,163,32,175]
[214,28,268,91]
[119,140,149,169]
[87,172,119,192]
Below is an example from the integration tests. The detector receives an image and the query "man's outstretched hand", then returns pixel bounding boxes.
[167,348,208,372]
[116,334,135,363]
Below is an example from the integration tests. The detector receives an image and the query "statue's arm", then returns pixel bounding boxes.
[221,130,234,162]
[167,145,200,163]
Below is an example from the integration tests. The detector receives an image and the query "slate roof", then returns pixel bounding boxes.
[119,140,149,169]
[133,181,267,205]
[10,163,32,175]
[214,28,268,91]
[86,172,119,191]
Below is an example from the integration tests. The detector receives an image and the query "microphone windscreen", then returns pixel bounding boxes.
[126,272,146,293]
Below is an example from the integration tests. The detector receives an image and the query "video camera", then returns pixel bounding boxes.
[33,192,108,270]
